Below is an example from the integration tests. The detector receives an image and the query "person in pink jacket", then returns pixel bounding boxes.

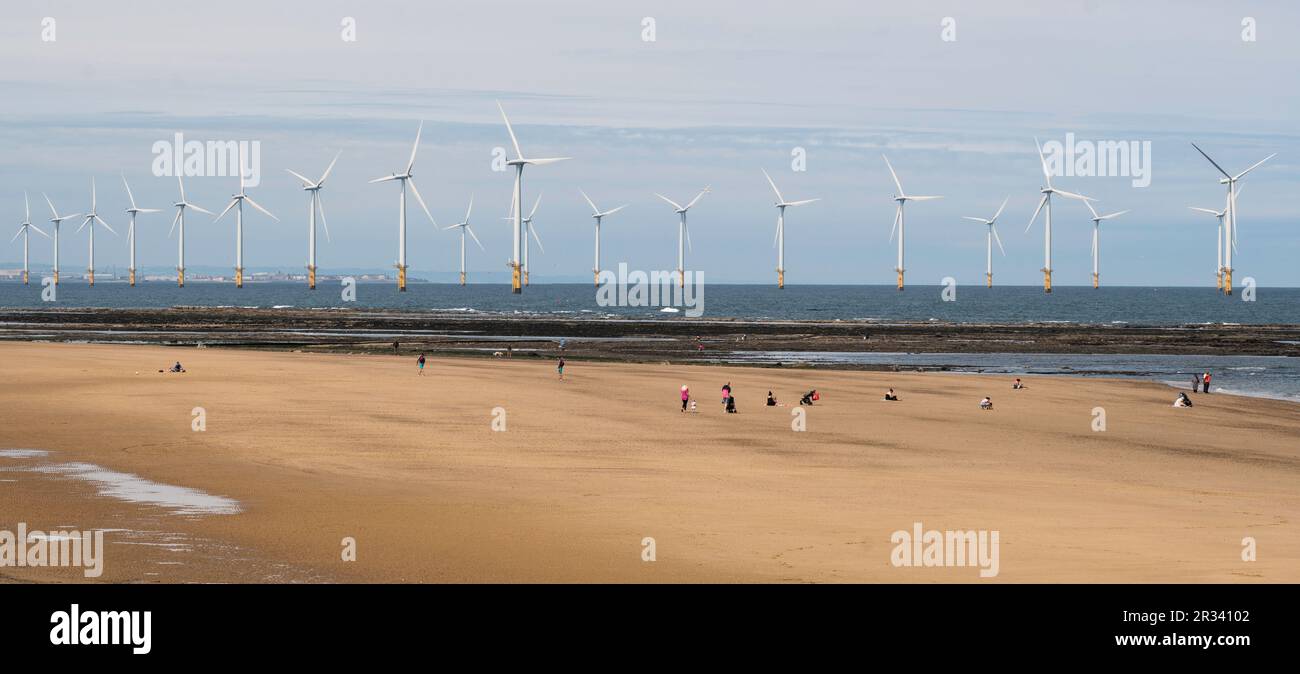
[680,385,690,412]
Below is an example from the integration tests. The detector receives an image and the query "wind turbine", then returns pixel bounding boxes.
[761,169,819,289]
[519,193,543,286]
[1190,143,1275,295]
[76,179,117,286]
[121,174,160,287]
[961,197,1008,288]
[168,175,212,287]
[42,193,81,286]
[214,146,278,288]
[654,187,710,288]
[286,151,340,289]
[370,121,437,292]
[1188,189,1238,292]
[444,195,485,285]
[497,101,571,294]
[883,155,941,291]
[1026,137,1093,293]
[1082,201,1130,289]
[580,190,627,286]
[11,192,49,285]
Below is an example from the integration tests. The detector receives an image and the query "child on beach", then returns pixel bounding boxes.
[980,397,993,410]
[417,353,426,375]
[681,385,690,412]
[1013,378,1024,390]
[767,391,777,406]
[1174,392,1194,408]
[883,388,899,401]
[557,358,565,381]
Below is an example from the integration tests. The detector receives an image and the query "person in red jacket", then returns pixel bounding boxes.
[1202,371,1212,394]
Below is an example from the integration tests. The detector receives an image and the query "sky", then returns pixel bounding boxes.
[1,0,1297,286]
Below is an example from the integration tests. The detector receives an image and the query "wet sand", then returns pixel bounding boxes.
[1,341,1297,583]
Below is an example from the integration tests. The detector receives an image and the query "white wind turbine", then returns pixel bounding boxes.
[76,179,117,286]
[961,197,1008,288]
[1188,189,1238,292]
[1026,137,1093,293]
[883,155,941,291]
[519,193,544,286]
[580,190,627,287]
[1082,201,1130,289]
[11,192,49,285]
[370,121,437,292]
[121,174,160,287]
[761,169,819,289]
[444,195,485,286]
[1190,143,1275,296]
[286,151,341,289]
[168,175,212,287]
[497,101,570,294]
[214,146,278,288]
[42,193,81,286]
[654,187,710,288]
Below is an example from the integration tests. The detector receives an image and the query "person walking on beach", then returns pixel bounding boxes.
[1191,375,1200,393]
[681,385,691,412]
[1202,371,1212,394]
[557,357,565,381]
[416,353,426,375]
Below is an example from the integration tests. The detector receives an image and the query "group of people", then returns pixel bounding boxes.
[679,383,821,413]
[1190,371,1213,394]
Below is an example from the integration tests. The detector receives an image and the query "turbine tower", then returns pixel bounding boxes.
[1190,143,1275,296]
[1188,189,1237,292]
[370,122,437,291]
[883,155,941,291]
[1026,138,1092,293]
[122,174,160,287]
[1082,201,1130,289]
[11,192,50,285]
[444,195,485,285]
[580,190,627,286]
[519,193,543,286]
[497,101,570,294]
[77,179,117,286]
[286,151,341,289]
[961,197,1009,287]
[654,187,710,288]
[762,169,819,289]
[42,193,81,286]
[168,176,212,287]
[215,146,278,288]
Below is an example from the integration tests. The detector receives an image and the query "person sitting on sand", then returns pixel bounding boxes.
[169,361,185,373]
[799,390,816,406]
[767,391,777,406]
[979,396,993,410]
[726,393,737,414]
[883,388,899,401]
[721,382,732,408]
[681,385,690,413]
[1174,392,1193,408]
[1013,378,1024,390]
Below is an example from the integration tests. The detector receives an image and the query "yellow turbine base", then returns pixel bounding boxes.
[524,270,530,286]
[53,271,59,286]
[459,271,466,286]
[23,270,29,285]
[511,265,521,294]
[678,269,685,288]
[896,271,904,291]
[1092,273,1099,289]
[1216,271,1223,292]
[594,271,600,287]
[308,266,316,290]
[398,266,407,292]
[1044,270,1052,294]
[1224,269,1233,296]
[88,270,94,286]
[778,270,784,289]
[129,269,135,286]
[177,269,184,288]
[235,268,243,288]
[986,273,992,288]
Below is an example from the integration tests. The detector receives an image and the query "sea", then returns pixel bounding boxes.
[2,281,1298,401]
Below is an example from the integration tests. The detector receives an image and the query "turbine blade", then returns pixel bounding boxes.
[908,195,942,201]
[186,203,214,216]
[177,175,187,202]
[214,199,238,222]
[1083,198,1099,219]
[406,120,423,174]
[76,216,90,233]
[685,186,710,210]
[889,205,900,241]
[467,225,485,251]
[684,221,692,251]
[992,224,1006,255]
[602,204,628,217]
[1188,207,1220,215]
[1099,209,1130,220]
[1026,194,1048,233]
[138,208,162,213]
[96,215,117,236]
[10,227,22,243]
[369,175,399,184]
[761,168,784,203]
[654,194,683,211]
[43,193,59,219]
[407,178,436,226]
[285,169,314,186]
[1233,153,1276,180]
[529,223,545,254]
[579,189,600,214]
[1054,189,1093,202]
[24,191,30,222]
[319,150,341,184]
[524,157,571,166]
[497,101,523,159]
[465,194,474,224]
[991,196,1009,222]
[527,193,542,220]
[882,155,904,195]
[785,198,820,207]
[317,196,331,244]
[772,220,780,248]
[168,210,181,237]
[121,173,137,209]
[962,216,988,222]
[1190,142,1232,179]
[244,195,279,221]
[1035,136,1054,187]
[30,224,50,239]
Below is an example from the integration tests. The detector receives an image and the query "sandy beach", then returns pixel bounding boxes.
[1,340,1297,583]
